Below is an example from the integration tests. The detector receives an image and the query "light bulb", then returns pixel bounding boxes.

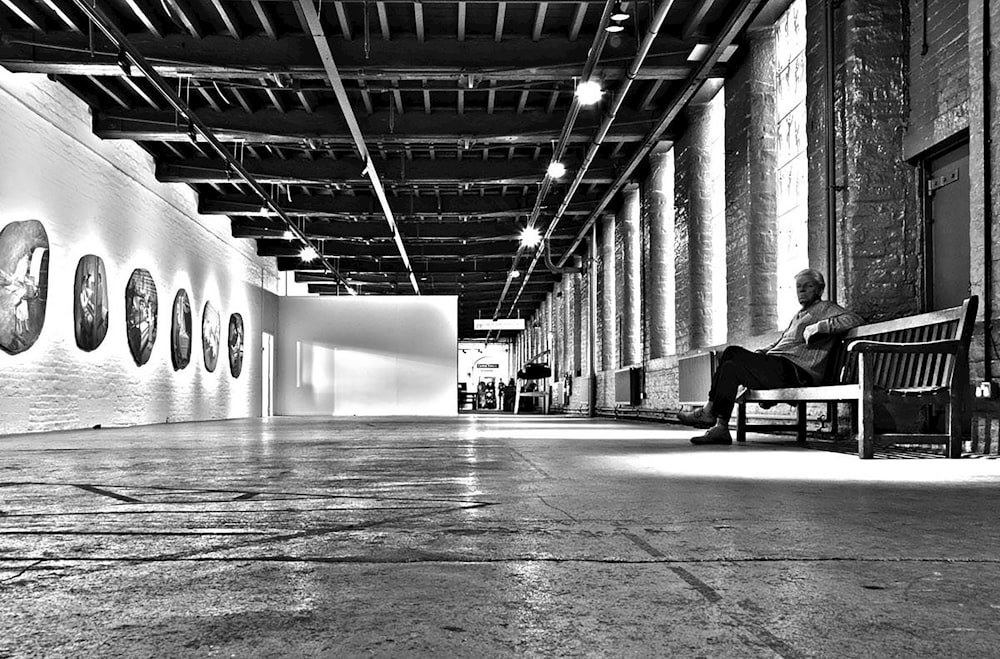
[547,161,567,178]
[519,226,542,248]
[575,80,603,105]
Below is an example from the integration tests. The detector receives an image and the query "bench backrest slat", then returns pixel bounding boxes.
[835,297,977,389]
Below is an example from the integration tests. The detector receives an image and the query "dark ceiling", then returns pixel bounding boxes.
[0,0,772,338]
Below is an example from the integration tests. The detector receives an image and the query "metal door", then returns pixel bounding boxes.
[926,142,971,310]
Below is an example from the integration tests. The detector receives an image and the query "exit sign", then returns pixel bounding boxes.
[474,318,525,331]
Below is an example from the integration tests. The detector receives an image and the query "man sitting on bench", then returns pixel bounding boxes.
[679,268,863,446]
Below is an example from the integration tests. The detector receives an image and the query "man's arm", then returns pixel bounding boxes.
[803,303,864,342]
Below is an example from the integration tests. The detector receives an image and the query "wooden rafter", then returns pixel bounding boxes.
[494,1,506,41]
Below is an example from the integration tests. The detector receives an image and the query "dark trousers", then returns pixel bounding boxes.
[708,346,808,421]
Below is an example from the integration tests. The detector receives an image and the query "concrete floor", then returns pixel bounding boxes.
[1,415,1000,658]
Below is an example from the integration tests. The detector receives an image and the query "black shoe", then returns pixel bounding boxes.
[690,426,733,445]
[677,408,714,429]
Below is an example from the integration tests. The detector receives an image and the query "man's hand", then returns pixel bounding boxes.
[803,322,821,343]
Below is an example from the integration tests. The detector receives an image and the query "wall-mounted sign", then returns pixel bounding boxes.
[477,363,499,369]
[473,318,525,331]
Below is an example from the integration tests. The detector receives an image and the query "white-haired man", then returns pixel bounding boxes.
[679,268,863,445]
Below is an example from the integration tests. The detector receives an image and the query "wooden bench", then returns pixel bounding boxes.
[735,296,978,459]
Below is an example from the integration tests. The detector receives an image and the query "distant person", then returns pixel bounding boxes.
[679,268,863,446]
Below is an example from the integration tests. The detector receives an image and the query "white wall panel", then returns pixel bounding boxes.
[275,296,458,416]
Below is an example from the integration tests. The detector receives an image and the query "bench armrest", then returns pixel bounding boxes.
[847,338,960,355]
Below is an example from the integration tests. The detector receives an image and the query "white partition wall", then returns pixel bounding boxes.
[275,296,458,416]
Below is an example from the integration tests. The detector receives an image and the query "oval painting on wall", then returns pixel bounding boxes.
[74,254,109,351]
[171,289,192,370]
[202,301,220,372]
[125,268,157,366]
[0,219,49,355]
[228,313,244,378]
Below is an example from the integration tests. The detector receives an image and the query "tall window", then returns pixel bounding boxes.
[775,0,809,319]
[706,87,728,346]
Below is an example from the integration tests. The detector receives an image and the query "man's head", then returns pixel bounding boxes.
[795,268,825,307]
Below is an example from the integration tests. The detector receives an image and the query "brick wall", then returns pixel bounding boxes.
[0,70,277,435]
[839,0,921,321]
[904,0,970,158]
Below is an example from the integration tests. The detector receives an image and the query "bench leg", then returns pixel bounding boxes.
[796,402,807,442]
[736,403,747,443]
[828,402,838,435]
[858,357,875,459]
[947,395,962,459]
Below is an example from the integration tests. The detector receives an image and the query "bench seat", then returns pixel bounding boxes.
[735,296,978,459]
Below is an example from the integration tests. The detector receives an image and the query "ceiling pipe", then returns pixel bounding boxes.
[486,0,619,341]
[296,0,420,295]
[550,0,768,268]
[504,0,677,316]
[68,0,357,294]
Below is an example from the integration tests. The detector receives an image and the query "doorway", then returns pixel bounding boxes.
[925,141,971,310]
[261,331,274,416]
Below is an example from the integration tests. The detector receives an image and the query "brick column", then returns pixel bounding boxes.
[747,27,779,332]
[619,183,642,366]
[647,144,676,358]
[683,102,717,349]
[601,213,617,370]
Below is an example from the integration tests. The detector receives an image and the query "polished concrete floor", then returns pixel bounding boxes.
[2,414,1000,658]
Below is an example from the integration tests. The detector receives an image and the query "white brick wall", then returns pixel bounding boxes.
[0,70,279,435]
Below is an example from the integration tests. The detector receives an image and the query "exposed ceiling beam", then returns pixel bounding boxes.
[163,0,202,37]
[249,0,277,39]
[277,256,549,273]
[207,0,241,39]
[121,0,163,37]
[532,2,548,40]
[94,107,666,144]
[568,2,587,40]
[682,0,724,39]
[333,1,353,39]
[0,0,45,31]
[0,32,710,81]
[377,1,390,39]
[494,1,506,41]
[158,156,618,186]
[414,2,424,41]
[257,240,534,259]
[231,217,581,240]
[295,270,557,284]
[204,193,599,217]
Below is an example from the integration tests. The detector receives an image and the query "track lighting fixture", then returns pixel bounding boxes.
[605,0,629,31]
[610,1,629,21]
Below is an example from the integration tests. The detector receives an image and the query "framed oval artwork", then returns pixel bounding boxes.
[228,313,244,378]
[202,301,220,372]
[125,268,157,366]
[171,289,192,370]
[0,219,49,355]
[74,254,109,352]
